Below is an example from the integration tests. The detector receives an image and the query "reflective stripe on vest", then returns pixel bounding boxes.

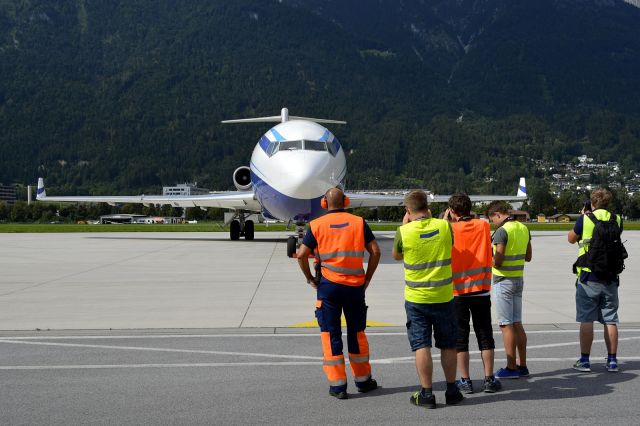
[576,209,621,276]
[492,221,529,278]
[451,219,492,295]
[399,218,453,304]
[310,212,366,286]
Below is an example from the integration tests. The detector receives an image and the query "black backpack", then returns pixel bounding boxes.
[574,212,628,281]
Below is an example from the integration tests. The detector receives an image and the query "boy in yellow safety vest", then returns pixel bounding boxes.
[486,200,532,379]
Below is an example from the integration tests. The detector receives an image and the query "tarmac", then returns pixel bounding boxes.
[1,231,639,425]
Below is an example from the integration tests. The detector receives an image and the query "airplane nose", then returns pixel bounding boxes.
[278,152,333,198]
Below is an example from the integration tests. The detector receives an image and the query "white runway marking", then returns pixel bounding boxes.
[0,357,639,371]
[2,329,640,340]
[0,339,322,360]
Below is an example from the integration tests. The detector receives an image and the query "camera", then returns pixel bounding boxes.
[583,200,592,213]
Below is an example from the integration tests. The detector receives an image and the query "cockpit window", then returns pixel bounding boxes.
[266,140,337,157]
[279,140,303,151]
[304,140,327,152]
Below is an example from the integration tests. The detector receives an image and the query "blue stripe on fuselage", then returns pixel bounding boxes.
[259,136,271,153]
[271,128,285,141]
[250,169,324,222]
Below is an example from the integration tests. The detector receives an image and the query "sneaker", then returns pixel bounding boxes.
[329,390,348,400]
[410,391,436,409]
[483,377,502,393]
[606,359,619,372]
[517,365,530,377]
[455,378,474,394]
[357,378,378,393]
[572,359,591,372]
[495,367,520,379]
[445,389,464,405]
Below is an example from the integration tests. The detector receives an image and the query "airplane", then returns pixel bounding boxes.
[37,108,527,257]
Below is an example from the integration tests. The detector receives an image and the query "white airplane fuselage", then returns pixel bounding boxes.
[249,120,346,222]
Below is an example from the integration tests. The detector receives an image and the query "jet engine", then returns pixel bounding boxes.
[233,166,253,191]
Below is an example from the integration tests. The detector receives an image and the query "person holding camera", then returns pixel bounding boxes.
[297,187,381,399]
[568,188,624,373]
[392,190,464,409]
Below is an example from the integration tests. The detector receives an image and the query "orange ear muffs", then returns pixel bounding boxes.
[321,197,328,209]
[343,195,350,208]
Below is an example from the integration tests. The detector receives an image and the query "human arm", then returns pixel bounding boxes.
[493,244,505,267]
[525,241,532,262]
[568,215,583,244]
[364,240,381,290]
[296,243,317,289]
[391,228,403,261]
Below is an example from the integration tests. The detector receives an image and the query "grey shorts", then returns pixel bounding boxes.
[492,278,524,326]
[575,278,619,324]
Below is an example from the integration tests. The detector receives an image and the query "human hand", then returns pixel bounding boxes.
[402,212,411,225]
[307,278,317,289]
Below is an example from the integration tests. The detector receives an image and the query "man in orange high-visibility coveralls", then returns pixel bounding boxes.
[297,187,381,400]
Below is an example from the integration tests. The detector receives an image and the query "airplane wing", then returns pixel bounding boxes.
[36,178,261,211]
[346,177,528,208]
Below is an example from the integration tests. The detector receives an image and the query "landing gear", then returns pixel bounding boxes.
[287,236,297,258]
[286,222,307,258]
[229,211,254,241]
[230,220,241,240]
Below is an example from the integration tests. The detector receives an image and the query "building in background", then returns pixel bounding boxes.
[0,184,17,205]
[162,183,210,197]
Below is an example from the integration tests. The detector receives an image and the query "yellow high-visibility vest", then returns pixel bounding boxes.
[492,221,529,278]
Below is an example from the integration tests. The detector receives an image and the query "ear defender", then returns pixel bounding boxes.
[343,195,350,208]
[321,197,328,209]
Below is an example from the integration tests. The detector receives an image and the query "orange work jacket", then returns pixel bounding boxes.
[310,212,366,286]
[451,219,492,295]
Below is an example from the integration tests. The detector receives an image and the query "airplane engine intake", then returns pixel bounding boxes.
[233,166,253,191]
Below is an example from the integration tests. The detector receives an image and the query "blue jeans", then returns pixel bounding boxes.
[405,300,457,350]
[493,279,523,326]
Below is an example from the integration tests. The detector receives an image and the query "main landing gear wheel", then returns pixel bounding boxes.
[230,220,241,241]
[244,220,254,241]
[287,236,297,258]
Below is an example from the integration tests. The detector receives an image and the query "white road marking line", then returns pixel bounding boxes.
[0,339,322,361]
[1,357,639,371]
[2,329,640,340]
[373,336,640,363]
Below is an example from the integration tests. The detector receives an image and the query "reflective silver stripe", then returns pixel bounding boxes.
[578,239,591,248]
[355,375,371,383]
[318,250,364,261]
[324,358,345,366]
[322,264,365,275]
[404,258,451,271]
[348,355,369,364]
[405,277,452,288]
[454,278,492,291]
[497,265,525,271]
[503,254,526,261]
[330,379,348,386]
[452,266,492,279]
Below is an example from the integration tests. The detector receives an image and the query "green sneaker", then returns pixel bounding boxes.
[410,391,436,409]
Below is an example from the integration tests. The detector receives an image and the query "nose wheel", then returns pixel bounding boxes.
[286,222,307,258]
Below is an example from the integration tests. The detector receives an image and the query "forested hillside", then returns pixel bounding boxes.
[1,0,639,197]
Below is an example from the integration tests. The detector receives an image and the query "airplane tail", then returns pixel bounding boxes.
[517,177,527,197]
[222,107,346,125]
[36,177,46,199]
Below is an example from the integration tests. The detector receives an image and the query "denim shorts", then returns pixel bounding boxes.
[492,278,524,326]
[405,300,457,351]
[576,278,619,324]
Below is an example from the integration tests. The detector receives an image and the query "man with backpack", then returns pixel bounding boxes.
[568,188,627,373]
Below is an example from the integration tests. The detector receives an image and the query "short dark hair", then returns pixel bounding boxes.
[590,188,612,210]
[448,193,471,216]
[486,200,509,217]
[404,190,429,213]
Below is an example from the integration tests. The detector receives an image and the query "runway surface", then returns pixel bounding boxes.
[1,231,639,424]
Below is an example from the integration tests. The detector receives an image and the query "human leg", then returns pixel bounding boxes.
[469,296,496,377]
[454,296,471,379]
[415,347,433,389]
[316,283,347,396]
[343,286,376,391]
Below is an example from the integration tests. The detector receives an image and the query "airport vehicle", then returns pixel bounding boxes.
[37,108,527,257]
